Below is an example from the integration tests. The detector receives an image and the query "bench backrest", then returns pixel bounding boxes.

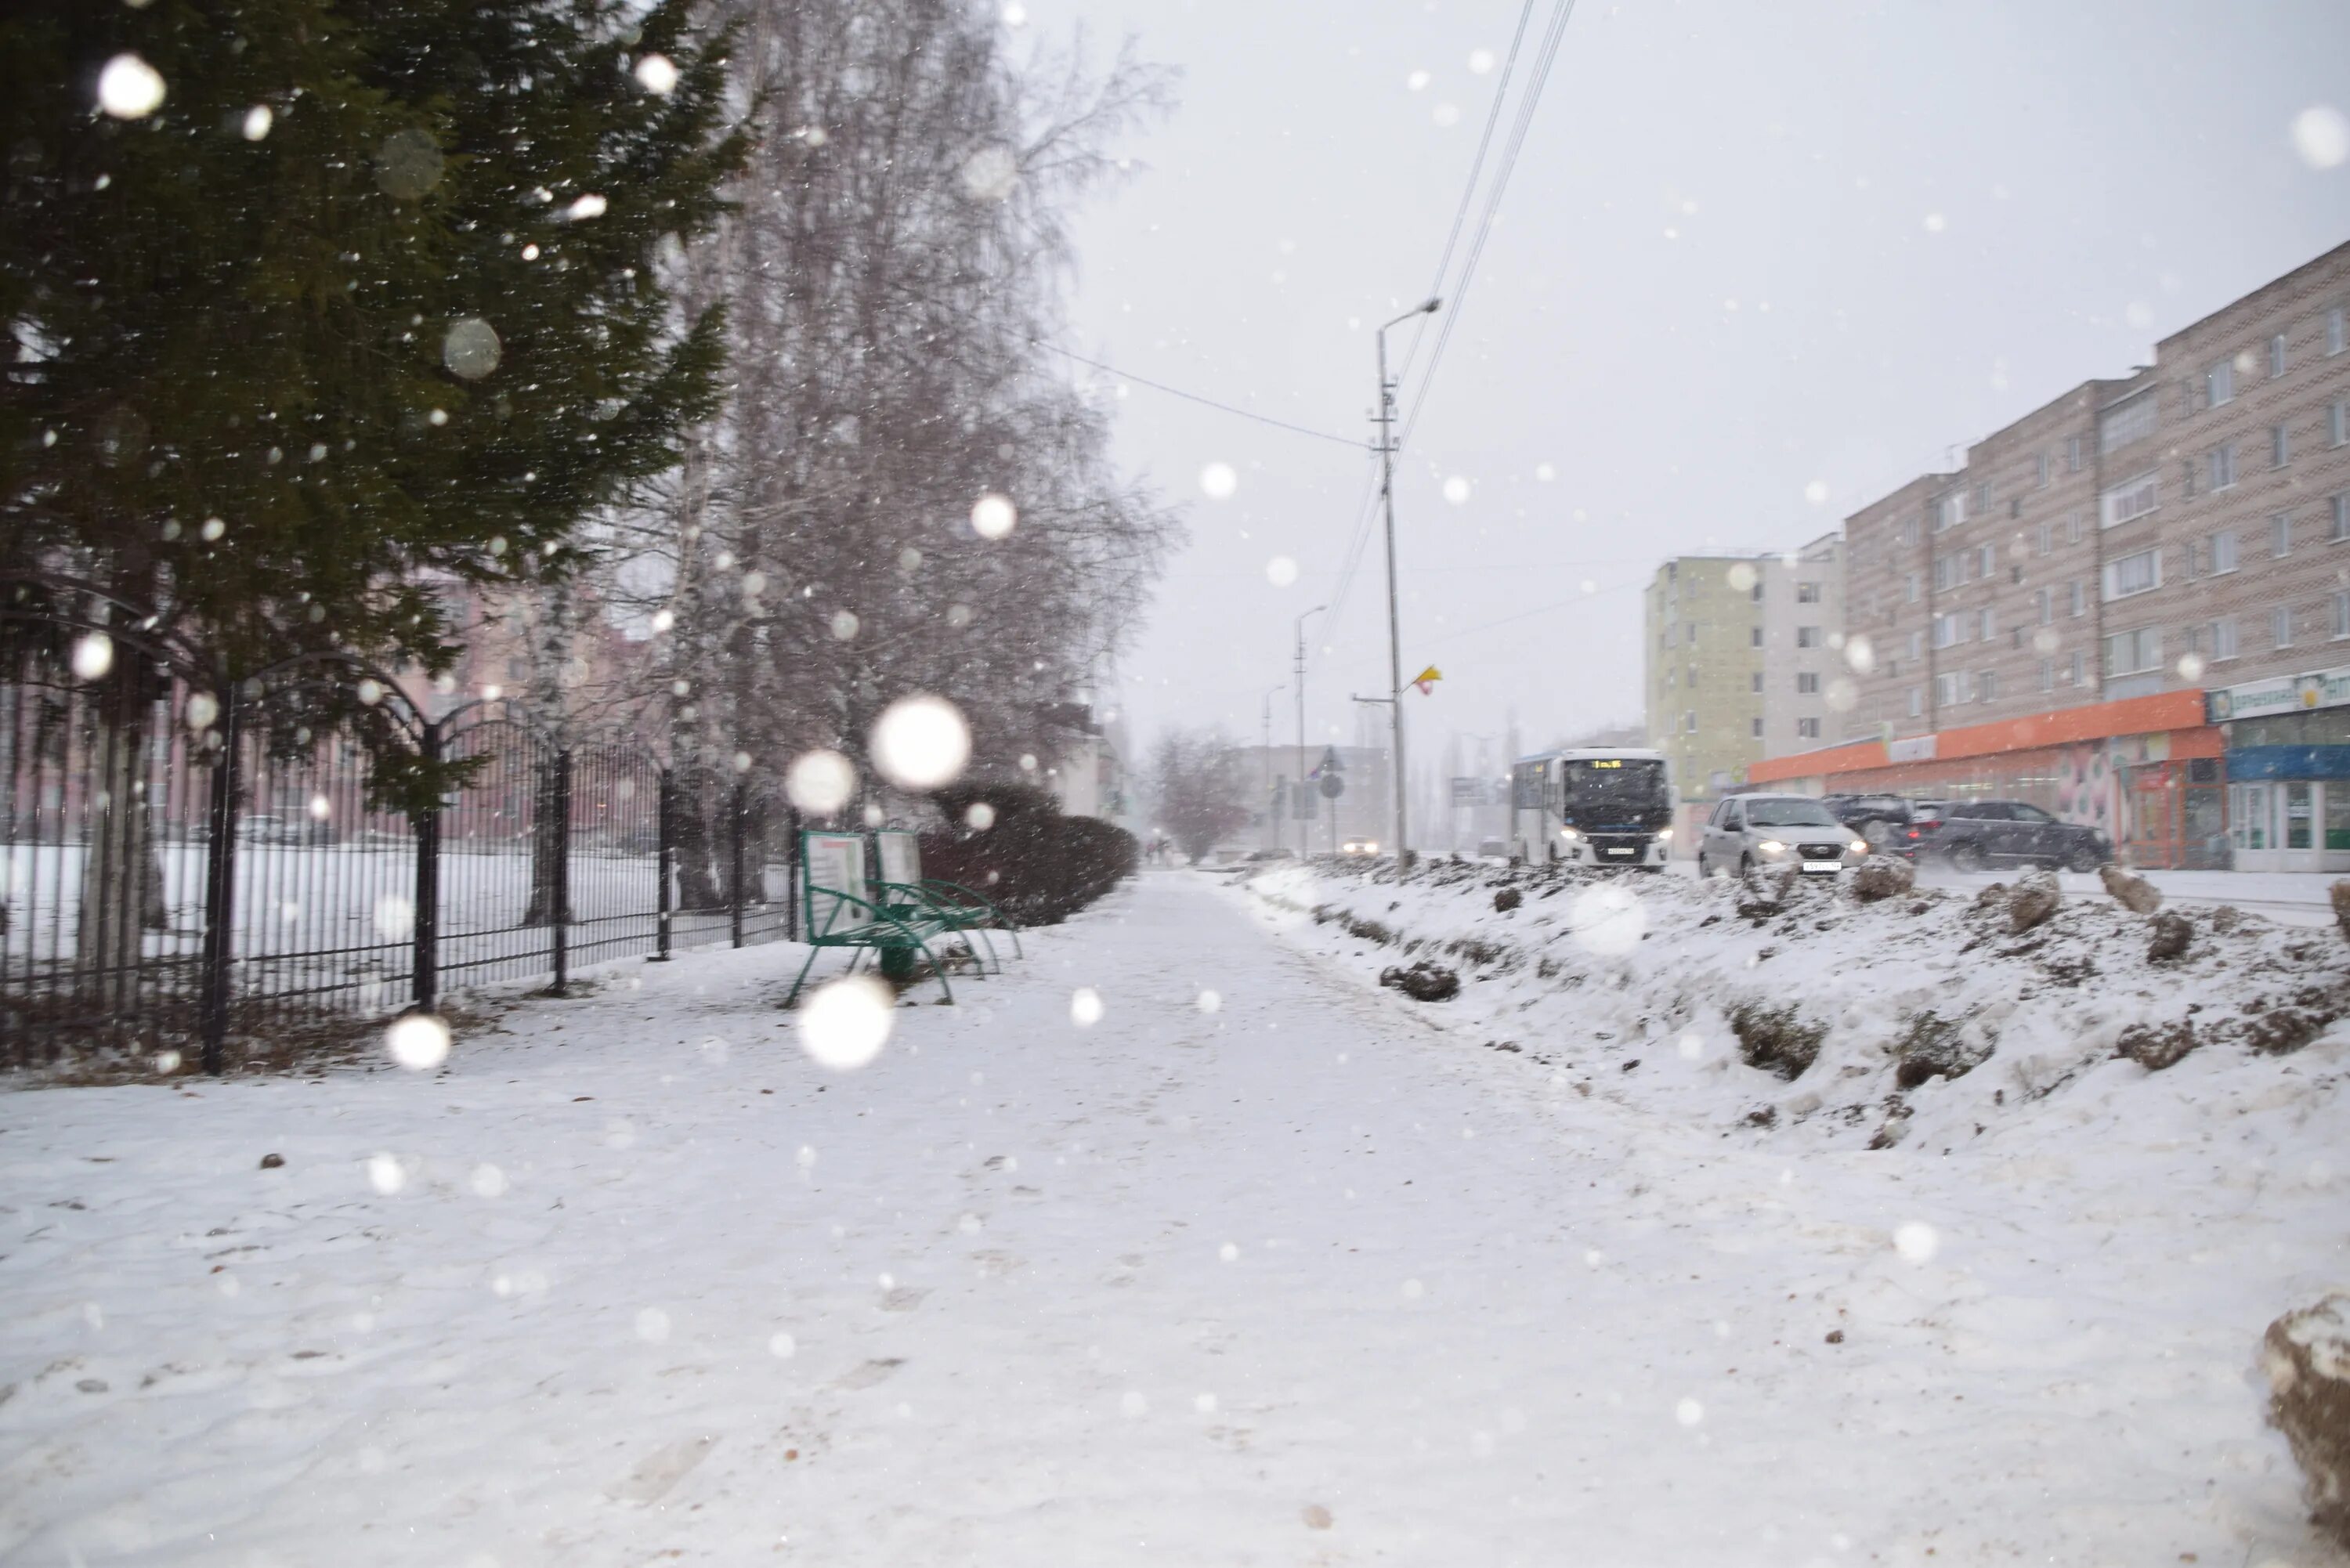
[875,828,921,890]
[801,829,873,936]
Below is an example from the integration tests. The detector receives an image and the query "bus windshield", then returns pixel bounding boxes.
[1562,759,1668,819]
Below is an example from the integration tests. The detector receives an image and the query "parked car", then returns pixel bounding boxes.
[1919,799,2110,873]
[1696,794,1869,879]
[1820,794,1948,860]
[1340,836,1379,857]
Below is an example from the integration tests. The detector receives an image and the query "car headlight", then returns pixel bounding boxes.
[1560,827,1579,840]
[1365,842,1378,853]
[1655,827,1672,842]
[1758,840,1786,854]
[1850,840,1869,855]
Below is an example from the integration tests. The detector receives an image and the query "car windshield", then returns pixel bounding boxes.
[1746,800,1843,828]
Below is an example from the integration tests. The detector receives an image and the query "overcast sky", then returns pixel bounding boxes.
[1019,0,2350,769]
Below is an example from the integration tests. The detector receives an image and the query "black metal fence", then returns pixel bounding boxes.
[1,596,797,1071]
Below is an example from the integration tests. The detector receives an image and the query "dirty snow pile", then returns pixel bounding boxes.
[1240,856,2350,1152]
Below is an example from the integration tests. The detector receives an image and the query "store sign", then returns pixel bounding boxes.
[2207,663,2350,724]
[1887,735,1939,763]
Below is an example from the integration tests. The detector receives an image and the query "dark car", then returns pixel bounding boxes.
[1923,799,2110,873]
[1820,794,1948,860]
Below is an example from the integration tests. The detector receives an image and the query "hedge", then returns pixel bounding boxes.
[920,784,1138,926]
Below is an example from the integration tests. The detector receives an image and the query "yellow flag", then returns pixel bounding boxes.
[1412,665,1441,695]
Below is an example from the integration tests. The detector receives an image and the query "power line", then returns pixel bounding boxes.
[1401,0,1578,446]
[1031,339,1365,450]
[1397,0,1540,388]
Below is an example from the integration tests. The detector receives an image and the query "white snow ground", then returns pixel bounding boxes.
[2,869,2346,1566]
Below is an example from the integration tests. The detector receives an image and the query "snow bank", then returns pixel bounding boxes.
[1239,856,2350,1151]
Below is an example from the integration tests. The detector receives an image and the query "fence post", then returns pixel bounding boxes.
[548,748,570,996]
[195,688,240,1075]
[654,765,674,961]
[728,779,746,948]
[784,804,801,942]
[413,721,440,1012]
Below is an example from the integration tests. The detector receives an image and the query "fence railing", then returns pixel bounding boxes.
[1,595,797,1072]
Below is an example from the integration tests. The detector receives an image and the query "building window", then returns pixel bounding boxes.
[1797,717,1822,739]
[1795,671,1820,695]
[2212,529,2240,573]
[1931,554,1957,592]
[2035,452,2051,489]
[1979,670,1998,702]
[2102,547,2162,601]
[2035,520,2053,555]
[2100,471,2160,528]
[2034,586,2052,623]
[2099,392,2158,451]
[1973,482,1992,514]
[2274,513,2294,557]
[1687,665,1698,688]
[2206,358,2235,407]
[1795,581,1821,604]
[2335,594,2350,641]
[2332,305,2347,356]
[2274,606,2294,649]
[1750,580,1764,603]
[1751,717,1763,738]
[2068,651,2086,686]
[2271,333,2288,378]
[1749,625,1763,649]
[1907,686,1922,718]
[1904,572,1922,604]
[1974,544,1997,580]
[2103,626,2162,677]
[1979,606,1998,641]
[2209,443,2237,490]
[1685,621,1697,643]
[1935,490,1969,532]
[1795,626,1820,649]
[1934,670,1974,707]
[1684,710,1698,734]
[1932,613,1963,649]
[1750,670,1763,694]
[2212,616,2238,660]
[2066,511,2084,545]
[2273,425,2291,468]
[2334,494,2350,544]
[2066,435,2084,471]
[2332,399,2348,447]
[2037,658,2054,692]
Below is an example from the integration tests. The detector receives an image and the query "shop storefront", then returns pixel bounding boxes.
[1747,690,2225,869]
[2207,665,2350,873]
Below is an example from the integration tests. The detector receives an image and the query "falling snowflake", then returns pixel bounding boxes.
[634,53,680,95]
[797,976,893,1071]
[1265,555,1299,587]
[971,493,1017,539]
[1198,462,1238,500]
[871,696,970,789]
[2291,105,2350,170]
[97,55,165,120]
[1070,988,1104,1026]
[1893,1221,1940,1263]
[385,1013,450,1071]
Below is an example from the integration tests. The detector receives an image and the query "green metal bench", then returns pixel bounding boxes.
[872,827,1025,974]
[783,829,961,1007]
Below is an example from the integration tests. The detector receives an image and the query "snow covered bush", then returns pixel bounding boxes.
[1729,1002,1826,1080]
[2264,1292,2350,1550]
[2006,869,2061,934]
[2099,863,2163,914]
[921,786,1137,926]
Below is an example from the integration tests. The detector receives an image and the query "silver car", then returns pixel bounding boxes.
[1696,794,1870,879]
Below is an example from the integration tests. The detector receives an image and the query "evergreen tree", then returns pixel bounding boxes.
[0,0,744,683]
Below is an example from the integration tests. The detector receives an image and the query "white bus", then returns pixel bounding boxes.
[1508,747,1675,869]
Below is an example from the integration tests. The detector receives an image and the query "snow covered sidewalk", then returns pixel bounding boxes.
[2,869,2344,1566]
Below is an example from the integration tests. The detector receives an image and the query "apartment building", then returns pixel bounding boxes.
[1757,239,2350,869]
[1643,534,1844,836]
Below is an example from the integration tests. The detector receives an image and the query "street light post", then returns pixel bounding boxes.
[1260,683,1285,851]
[1294,605,1326,858]
[1376,297,1441,864]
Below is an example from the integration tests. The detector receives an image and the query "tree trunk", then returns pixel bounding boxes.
[673,772,725,911]
[75,674,155,1006]
[520,756,567,927]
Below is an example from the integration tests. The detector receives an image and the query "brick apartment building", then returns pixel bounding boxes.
[1643,532,1843,837]
[1754,240,2350,870]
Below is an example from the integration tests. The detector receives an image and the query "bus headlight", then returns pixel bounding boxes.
[1758,840,1786,855]
[1560,827,1579,840]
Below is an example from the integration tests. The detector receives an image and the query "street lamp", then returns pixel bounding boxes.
[1260,682,1285,850]
[1294,604,1326,854]
[1376,296,1441,862]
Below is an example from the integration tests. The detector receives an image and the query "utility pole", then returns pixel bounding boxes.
[1375,297,1441,863]
[1260,683,1285,851]
[1294,605,1325,858]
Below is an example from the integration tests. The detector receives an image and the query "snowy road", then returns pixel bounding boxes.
[2,870,2339,1566]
